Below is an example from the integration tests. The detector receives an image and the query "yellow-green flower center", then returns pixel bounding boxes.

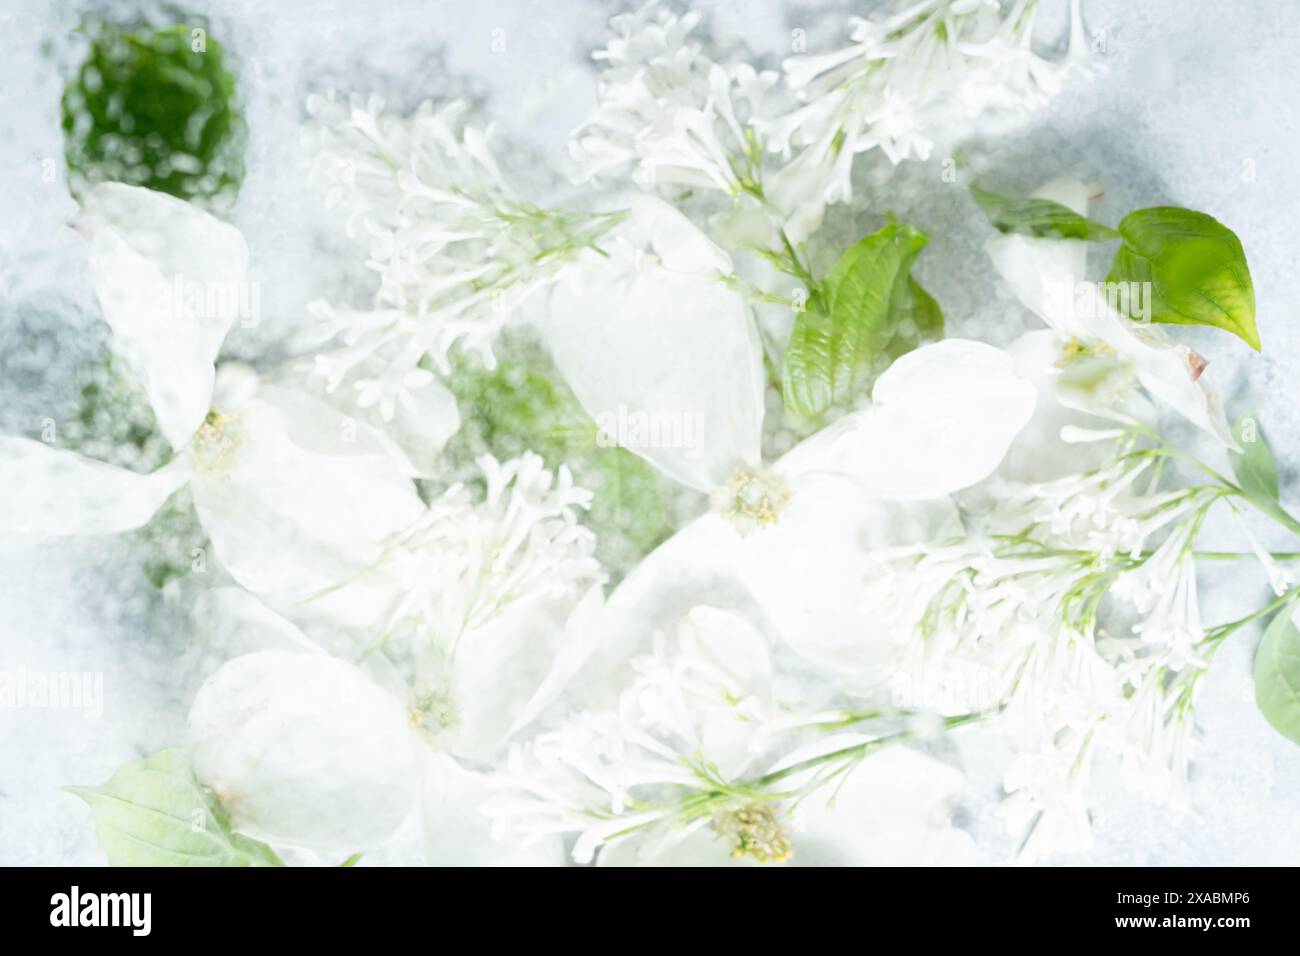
[1056,336,1116,367]
[189,410,242,476]
[717,468,790,532]
[408,691,459,747]
[716,804,793,864]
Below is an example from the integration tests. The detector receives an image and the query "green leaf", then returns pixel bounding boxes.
[892,275,945,354]
[1106,206,1258,350]
[781,222,944,420]
[62,22,245,209]
[1255,607,1300,746]
[1232,416,1281,502]
[444,354,673,576]
[1229,416,1300,536]
[67,749,283,867]
[970,184,1119,240]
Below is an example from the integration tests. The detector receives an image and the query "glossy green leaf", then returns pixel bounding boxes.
[67,749,283,866]
[782,223,943,420]
[1106,206,1258,349]
[971,184,1119,240]
[1255,608,1300,747]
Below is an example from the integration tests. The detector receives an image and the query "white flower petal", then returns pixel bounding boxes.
[452,590,601,760]
[76,184,250,448]
[376,375,461,476]
[674,605,774,778]
[764,144,834,243]
[422,753,564,866]
[547,195,765,491]
[189,650,421,852]
[0,437,190,535]
[607,479,956,694]
[282,358,461,478]
[996,330,1130,481]
[597,825,743,867]
[594,513,754,704]
[623,192,732,274]
[189,387,424,623]
[736,472,960,691]
[505,583,609,739]
[783,746,975,866]
[984,177,1090,331]
[1103,321,1237,448]
[191,586,323,658]
[809,339,1037,500]
[210,362,261,412]
[250,382,438,469]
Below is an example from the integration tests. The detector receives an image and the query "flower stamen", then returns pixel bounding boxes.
[716,467,790,532]
[189,410,242,476]
[715,804,793,863]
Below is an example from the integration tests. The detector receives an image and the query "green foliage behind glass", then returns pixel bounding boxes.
[62,22,245,209]
[443,345,674,578]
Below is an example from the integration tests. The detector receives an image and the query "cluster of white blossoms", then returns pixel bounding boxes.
[8,1,1291,868]
[303,92,625,427]
[876,437,1223,860]
[571,5,777,195]
[772,0,1089,170]
[574,0,1088,247]
[369,452,602,651]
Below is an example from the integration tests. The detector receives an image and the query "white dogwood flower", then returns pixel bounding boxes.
[188,578,602,862]
[986,176,1236,447]
[548,203,1038,687]
[597,744,975,867]
[549,193,1036,506]
[189,648,424,853]
[488,604,974,865]
[0,184,438,617]
[186,447,608,859]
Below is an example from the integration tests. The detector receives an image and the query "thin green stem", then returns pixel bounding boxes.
[754,710,989,790]
[776,227,814,286]
[1204,584,1300,645]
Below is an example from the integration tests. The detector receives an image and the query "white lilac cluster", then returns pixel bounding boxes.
[5,1,1287,868]
[876,443,1220,859]
[772,0,1089,169]
[303,92,623,419]
[372,452,602,651]
[571,5,776,196]
[574,0,1087,246]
